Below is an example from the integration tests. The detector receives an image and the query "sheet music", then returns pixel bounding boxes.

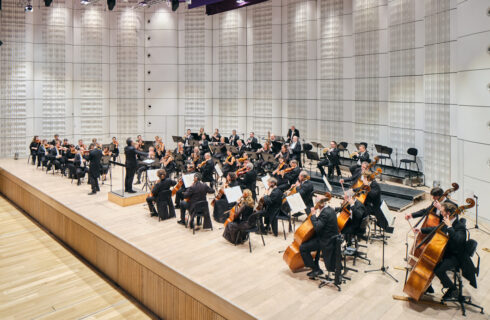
[224,186,243,203]
[142,159,154,164]
[182,173,195,188]
[261,175,271,190]
[147,169,159,183]
[215,165,223,177]
[380,200,395,227]
[323,175,332,191]
[287,193,306,213]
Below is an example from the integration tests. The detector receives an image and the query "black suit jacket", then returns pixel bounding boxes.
[239,170,257,193]
[326,148,340,165]
[183,181,214,211]
[354,151,370,164]
[264,187,283,218]
[297,180,314,208]
[290,141,302,160]
[246,137,258,148]
[365,180,381,209]
[344,167,362,185]
[125,146,148,169]
[286,129,300,143]
[152,178,177,198]
[340,200,366,234]
[88,149,102,176]
[311,206,338,245]
[284,167,301,185]
[201,159,214,181]
[229,135,240,146]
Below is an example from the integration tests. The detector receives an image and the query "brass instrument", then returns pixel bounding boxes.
[350,152,358,159]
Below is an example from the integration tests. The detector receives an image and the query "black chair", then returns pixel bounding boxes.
[338,142,349,157]
[156,190,175,221]
[235,211,266,253]
[187,200,213,235]
[399,148,419,171]
[276,208,292,240]
[443,237,484,316]
[374,144,394,167]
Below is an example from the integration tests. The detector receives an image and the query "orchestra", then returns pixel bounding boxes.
[24,127,484,311]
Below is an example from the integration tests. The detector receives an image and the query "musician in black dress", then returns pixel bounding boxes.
[299,196,338,278]
[124,138,148,193]
[29,136,40,165]
[174,163,195,209]
[146,169,177,219]
[223,189,255,244]
[415,202,477,300]
[87,145,102,195]
[317,141,341,179]
[350,142,370,174]
[222,149,237,178]
[257,178,283,236]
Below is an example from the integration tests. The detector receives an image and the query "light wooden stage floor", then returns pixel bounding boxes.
[1,159,489,319]
[0,195,152,319]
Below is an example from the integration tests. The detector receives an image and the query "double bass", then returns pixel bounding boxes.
[283,193,332,272]
[408,183,459,265]
[337,185,371,231]
[403,198,475,301]
[351,156,379,190]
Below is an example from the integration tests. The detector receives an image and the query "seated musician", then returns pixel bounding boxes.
[110,137,119,162]
[286,125,300,144]
[223,189,255,244]
[64,145,76,178]
[174,163,196,209]
[299,195,339,278]
[339,161,368,186]
[200,152,215,188]
[317,141,341,179]
[279,160,300,191]
[414,202,476,299]
[135,147,158,184]
[213,136,227,160]
[62,138,70,150]
[291,171,314,216]
[199,134,209,155]
[47,141,64,172]
[338,190,366,244]
[236,139,246,156]
[350,142,370,174]
[257,178,283,236]
[222,149,236,178]
[146,169,177,218]
[50,134,61,147]
[174,142,187,160]
[190,147,202,167]
[238,163,257,200]
[75,139,85,150]
[256,142,273,174]
[73,148,88,185]
[177,173,215,228]
[229,129,240,147]
[183,129,193,150]
[29,136,40,165]
[245,132,258,151]
[213,172,240,223]
[289,136,302,166]
[361,171,386,229]
[405,187,446,222]
[155,141,165,160]
[198,128,207,139]
[161,150,176,176]
[211,128,221,143]
[275,144,290,163]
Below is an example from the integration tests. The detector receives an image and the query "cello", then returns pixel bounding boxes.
[337,185,371,231]
[408,183,459,265]
[283,193,332,272]
[351,156,379,190]
[403,198,475,301]
[223,196,243,227]
[171,179,184,197]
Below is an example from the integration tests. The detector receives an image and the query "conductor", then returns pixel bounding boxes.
[87,145,102,195]
[124,138,148,193]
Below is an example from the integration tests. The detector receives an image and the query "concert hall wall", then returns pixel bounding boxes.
[0,0,489,220]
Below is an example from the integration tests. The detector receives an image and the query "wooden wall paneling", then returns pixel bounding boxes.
[96,238,119,282]
[118,252,143,300]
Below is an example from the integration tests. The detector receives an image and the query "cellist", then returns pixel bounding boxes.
[299,195,338,278]
[337,190,366,246]
[414,202,476,299]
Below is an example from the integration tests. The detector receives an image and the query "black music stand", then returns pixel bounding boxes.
[226,145,238,154]
[246,151,259,161]
[172,136,184,143]
[271,141,283,154]
[305,151,319,175]
[310,142,324,157]
[364,201,398,282]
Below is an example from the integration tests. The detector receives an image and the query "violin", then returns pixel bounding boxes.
[211,186,226,207]
[283,193,332,272]
[404,198,475,301]
[272,162,285,175]
[197,160,207,169]
[237,157,247,163]
[225,155,235,165]
[279,167,294,176]
[236,166,249,177]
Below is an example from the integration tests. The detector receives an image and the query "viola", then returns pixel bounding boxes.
[404,198,475,301]
[223,197,244,227]
[283,193,332,272]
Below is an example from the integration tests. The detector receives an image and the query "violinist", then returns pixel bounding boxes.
[177,173,214,229]
[222,149,236,178]
[89,138,100,150]
[238,163,257,200]
[213,172,240,223]
[62,139,70,150]
[146,169,177,219]
[256,177,283,236]
[317,141,341,179]
[337,190,366,244]
[136,135,144,149]
[101,146,112,181]
[110,137,119,162]
[160,150,176,176]
[76,139,85,150]
[199,152,215,188]
[223,189,255,244]
[280,160,300,191]
[50,134,61,147]
[229,129,240,147]
[190,147,201,166]
[74,148,88,185]
[350,142,370,174]
[47,141,64,172]
[37,139,49,167]
[414,202,476,299]
[299,195,338,278]
[275,145,290,163]
[213,136,227,159]
[155,141,165,160]
[29,136,40,165]
[272,157,288,187]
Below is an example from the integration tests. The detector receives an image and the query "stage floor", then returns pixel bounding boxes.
[1,159,489,319]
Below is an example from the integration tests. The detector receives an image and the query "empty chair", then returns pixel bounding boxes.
[235,211,266,253]
[398,148,419,172]
[374,144,394,167]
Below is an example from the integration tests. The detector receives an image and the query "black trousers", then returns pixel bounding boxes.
[147,196,157,214]
[30,152,37,165]
[125,166,136,192]
[257,210,279,236]
[179,200,189,222]
[299,237,326,270]
[89,172,99,192]
[434,255,458,289]
[317,158,330,177]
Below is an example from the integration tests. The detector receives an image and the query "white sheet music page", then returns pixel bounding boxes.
[182,174,195,188]
[287,193,306,213]
[224,186,243,203]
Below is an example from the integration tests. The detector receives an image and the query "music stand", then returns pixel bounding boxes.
[271,141,283,154]
[364,201,397,282]
[191,133,200,140]
[226,145,238,154]
[172,136,184,143]
[310,142,324,157]
[246,151,259,161]
[305,151,319,175]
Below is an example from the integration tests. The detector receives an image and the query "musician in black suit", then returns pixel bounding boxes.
[238,163,257,200]
[245,132,258,150]
[289,136,302,166]
[47,141,63,171]
[124,138,148,193]
[279,160,300,191]
[50,134,61,147]
[294,171,314,213]
[200,153,215,187]
[73,149,88,185]
[361,172,387,229]
[178,173,214,228]
[257,178,283,236]
[199,134,209,155]
[286,125,300,143]
[416,202,477,300]
[340,161,368,187]
[229,130,240,147]
[299,196,338,278]
[236,139,246,157]
[87,145,102,195]
[211,128,221,143]
[146,169,177,218]
[37,140,48,167]
[317,141,341,179]
[338,190,366,241]
[350,142,370,174]
[405,187,444,222]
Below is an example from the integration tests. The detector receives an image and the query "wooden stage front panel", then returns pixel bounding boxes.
[1,159,489,320]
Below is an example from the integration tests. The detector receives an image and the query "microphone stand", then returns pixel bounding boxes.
[469,195,489,235]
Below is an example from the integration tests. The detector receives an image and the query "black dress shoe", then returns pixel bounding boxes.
[77,180,81,186]
[96,187,100,191]
[88,191,96,195]
[151,212,158,217]
[307,269,323,278]
[177,220,186,225]
[127,190,137,193]
[134,181,141,185]
[442,287,457,300]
